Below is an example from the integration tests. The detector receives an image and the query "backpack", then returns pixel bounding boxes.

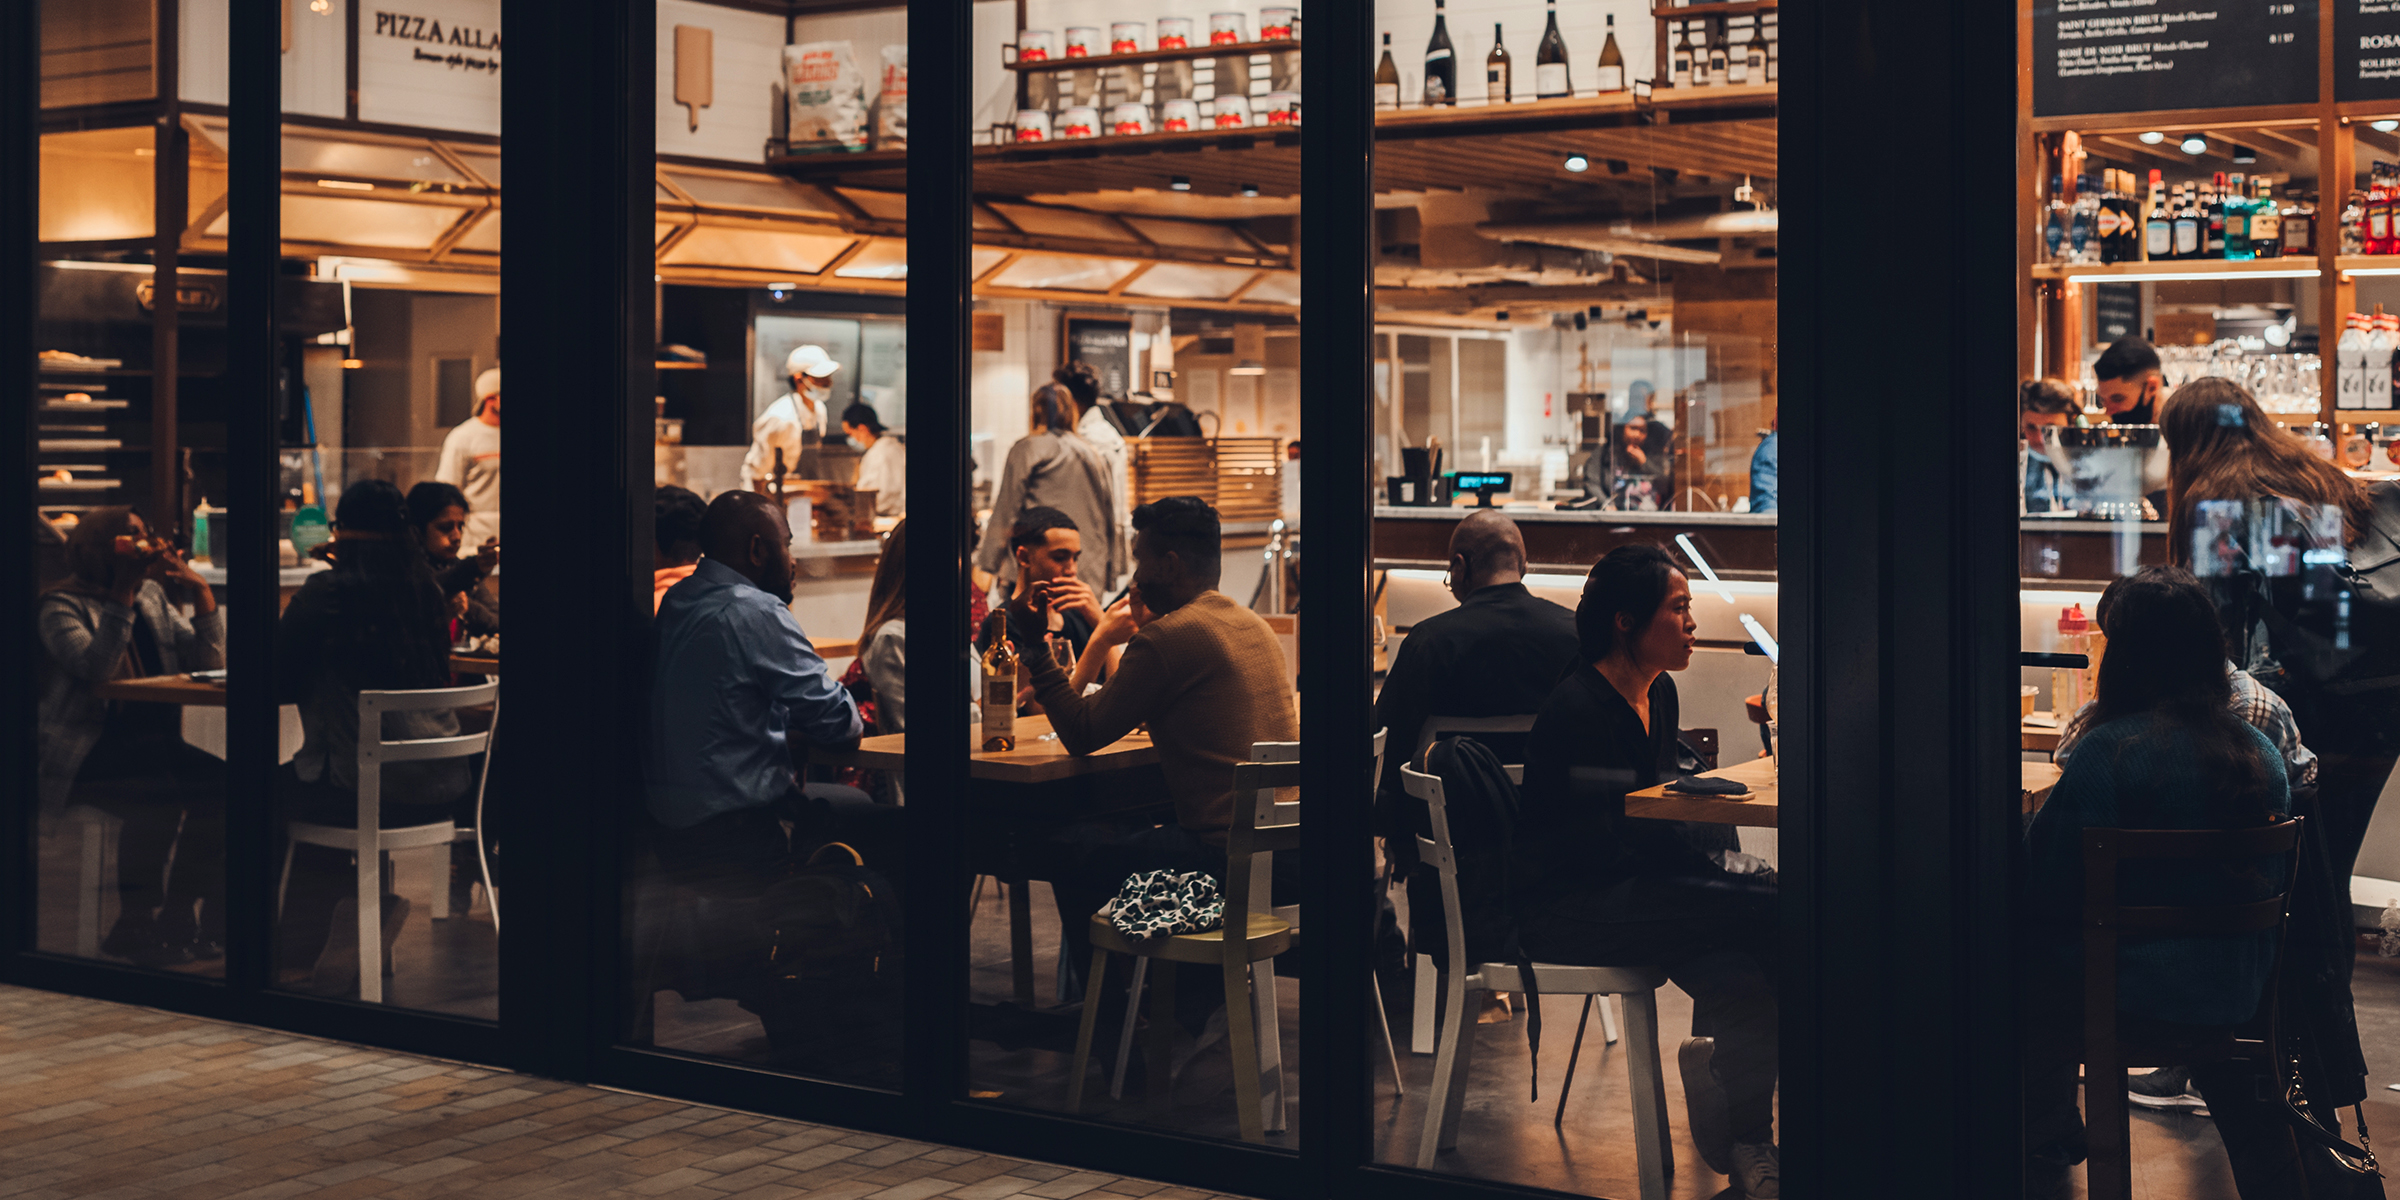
[1404,735,1524,972]
[754,842,905,1081]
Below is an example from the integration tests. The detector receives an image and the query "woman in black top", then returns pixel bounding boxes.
[1517,544,1779,1193]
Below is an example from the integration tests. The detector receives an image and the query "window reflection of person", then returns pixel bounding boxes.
[2019,378,2079,515]
[37,507,226,967]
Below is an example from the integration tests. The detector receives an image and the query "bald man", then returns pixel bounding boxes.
[647,491,883,893]
[1371,511,1580,806]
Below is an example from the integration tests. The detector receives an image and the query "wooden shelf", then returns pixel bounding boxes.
[2338,256,2400,276]
[1008,39,1299,73]
[2028,257,2324,281]
[1651,0,1777,16]
[1376,92,1642,132]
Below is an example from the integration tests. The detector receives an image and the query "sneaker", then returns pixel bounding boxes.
[1730,1141,1780,1198]
[1678,1037,1735,1174]
[2128,1065,2207,1112]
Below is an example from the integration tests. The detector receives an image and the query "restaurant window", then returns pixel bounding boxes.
[27,0,235,980]
[623,1,911,1090]
[2016,1,2400,1196]
[1367,2,1784,1195]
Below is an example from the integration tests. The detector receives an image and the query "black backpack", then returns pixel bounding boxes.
[755,842,905,1083]
[1405,735,1525,972]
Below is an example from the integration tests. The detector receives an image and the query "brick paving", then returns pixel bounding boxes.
[0,984,1253,1200]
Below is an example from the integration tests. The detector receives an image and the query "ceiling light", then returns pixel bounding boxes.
[2378,120,2400,133]
[2232,145,2256,163]
[1170,176,1191,191]
[2180,135,2208,155]
[1230,360,1266,376]
[1563,155,1590,172]
[1239,182,1260,197]
[2139,131,2166,145]
[2065,267,2320,285]
[315,179,374,191]
[341,358,363,369]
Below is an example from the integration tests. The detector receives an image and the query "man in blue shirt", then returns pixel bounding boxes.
[1747,427,1778,514]
[647,491,882,894]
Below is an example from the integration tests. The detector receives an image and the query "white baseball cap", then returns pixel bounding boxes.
[785,345,841,378]
[474,367,501,400]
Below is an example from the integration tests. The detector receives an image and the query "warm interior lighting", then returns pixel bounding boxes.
[1169,176,1192,191]
[315,179,375,192]
[2138,131,2166,144]
[2377,120,2400,133]
[2345,267,2400,278]
[1230,360,1266,376]
[1239,183,1260,197]
[2067,267,2321,285]
[341,358,364,369]
[2181,135,2209,155]
[1563,155,1590,172]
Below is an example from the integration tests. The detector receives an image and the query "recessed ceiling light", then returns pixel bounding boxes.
[1563,155,1590,172]
[2180,135,2209,155]
[2139,131,2166,145]
[2378,120,2400,133]
[1170,176,1192,191]
[1240,182,1260,197]
[2232,145,2256,163]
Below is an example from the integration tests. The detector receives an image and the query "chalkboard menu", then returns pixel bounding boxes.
[2032,0,2317,116]
[1064,317,1134,400]
[2340,0,2400,101]
[2095,282,2140,344]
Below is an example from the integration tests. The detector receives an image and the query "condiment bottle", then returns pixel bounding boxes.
[2053,604,2094,717]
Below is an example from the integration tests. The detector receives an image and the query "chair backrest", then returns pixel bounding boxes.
[356,681,500,826]
[1414,714,1537,765]
[1221,727,1388,950]
[1399,761,1467,985]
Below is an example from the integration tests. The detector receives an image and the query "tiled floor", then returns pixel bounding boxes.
[0,983,1253,1200]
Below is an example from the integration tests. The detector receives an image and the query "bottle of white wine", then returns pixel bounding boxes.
[1704,19,1727,86]
[1671,23,1694,88]
[1375,32,1400,110]
[1534,0,1570,99]
[1424,0,1456,107]
[1595,13,1626,94]
[1741,17,1766,83]
[1486,23,1511,104]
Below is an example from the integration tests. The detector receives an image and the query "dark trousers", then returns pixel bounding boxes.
[2021,974,2304,1198]
[2315,753,2397,960]
[75,730,225,940]
[1518,871,1780,1145]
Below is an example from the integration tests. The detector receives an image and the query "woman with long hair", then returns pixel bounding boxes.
[36,507,226,966]
[2020,565,2299,1194]
[854,517,908,733]
[406,480,500,639]
[971,381,1124,597]
[273,479,474,992]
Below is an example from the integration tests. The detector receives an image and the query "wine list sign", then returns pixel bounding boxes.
[2032,0,2318,116]
[359,0,502,135]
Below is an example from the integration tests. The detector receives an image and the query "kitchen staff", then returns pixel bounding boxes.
[744,345,840,488]
[435,367,501,546]
[2094,337,2164,425]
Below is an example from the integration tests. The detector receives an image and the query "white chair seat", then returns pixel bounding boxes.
[285,820,458,853]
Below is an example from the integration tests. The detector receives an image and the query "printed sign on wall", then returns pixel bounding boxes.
[358,0,503,135]
[2032,0,2317,116]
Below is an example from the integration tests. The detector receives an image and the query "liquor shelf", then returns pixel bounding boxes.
[2028,257,2326,282]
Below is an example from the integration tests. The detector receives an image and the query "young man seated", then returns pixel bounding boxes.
[975,506,1107,708]
[1025,495,1298,1031]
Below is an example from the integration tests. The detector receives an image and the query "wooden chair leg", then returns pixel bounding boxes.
[1254,961,1286,1133]
[1144,960,1178,1120]
[1371,976,1405,1097]
[429,842,452,920]
[1411,953,1438,1054]
[1416,970,1473,1169]
[1222,953,1266,1143]
[1008,881,1035,1008]
[1556,996,1594,1128]
[1110,957,1149,1100]
[1066,947,1112,1115]
[1622,989,1672,1200]
[356,840,383,1003]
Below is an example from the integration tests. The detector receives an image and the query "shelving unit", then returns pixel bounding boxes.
[1004,39,1299,73]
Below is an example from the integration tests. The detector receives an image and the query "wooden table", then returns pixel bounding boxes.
[93,674,226,706]
[816,638,858,660]
[811,713,1158,784]
[2022,711,2065,753]
[1624,758,2067,827]
[450,653,500,675]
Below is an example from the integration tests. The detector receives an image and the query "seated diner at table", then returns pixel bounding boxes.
[976,506,1106,712]
[1026,495,1299,1035]
[272,480,473,992]
[2019,566,2301,1197]
[36,506,226,967]
[406,481,499,639]
[1514,543,1780,1197]
[652,484,706,614]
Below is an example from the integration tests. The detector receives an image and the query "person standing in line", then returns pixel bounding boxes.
[744,345,841,487]
[435,368,502,547]
[841,402,907,517]
[1054,361,1131,540]
[974,382,1124,598]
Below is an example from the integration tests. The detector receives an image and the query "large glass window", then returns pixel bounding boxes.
[625,1,911,1090]
[1367,4,1784,1195]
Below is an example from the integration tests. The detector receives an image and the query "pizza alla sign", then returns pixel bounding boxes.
[372,9,501,71]
[358,0,503,133]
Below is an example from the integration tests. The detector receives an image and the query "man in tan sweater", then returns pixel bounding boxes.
[1027,496,1296,1028]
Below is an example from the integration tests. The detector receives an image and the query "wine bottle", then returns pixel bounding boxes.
[2144,169,2171,262]
[1725,17,1750,85]
[1704,19,1727,86]
[2174,183,2201,259]
[1671,22,1693,88]
[1595,13,1626,93]
[1741,17,1765,82]
[979,612,1019,752]
[1535,0,1570,99]
[1375,32,1400,110]
[1487,23,1511,105]
[2205,172,2226,258]
[2224,171,2252,261]
[1424,0,1456,107]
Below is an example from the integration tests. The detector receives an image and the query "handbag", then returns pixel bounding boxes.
[2285,1047,2385,1199]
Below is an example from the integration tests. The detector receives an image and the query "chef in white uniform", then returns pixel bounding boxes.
[743,345,840,488]
[435,367,502,546]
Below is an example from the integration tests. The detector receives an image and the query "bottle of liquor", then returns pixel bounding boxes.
[2145,169,2172,262]
[1725,17,1751,85]
[2374,163,2395,256]
[979,612,1020,751]
[2224,171,2251,260]
[2204,173,2226,258]
[2283,186,2314,257]
[2069,173,2098,264]
[2174,183,2202,259]
[1742,18,1766,82]
[1375,33,1401,110]
[2343,189,2367,256]
[1487,23,1512,104]
[2251,177,2280,259]
[2094,171,2121,264]
[1671,23,1694,88]
[1595,13,1626,93]
[1535,0,1570,98]
[1423,0,1456,107]
[1705,19,1728,85]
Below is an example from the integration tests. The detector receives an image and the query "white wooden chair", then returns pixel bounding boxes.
[1400,760,1672,1198]
[278,681,497,1003]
